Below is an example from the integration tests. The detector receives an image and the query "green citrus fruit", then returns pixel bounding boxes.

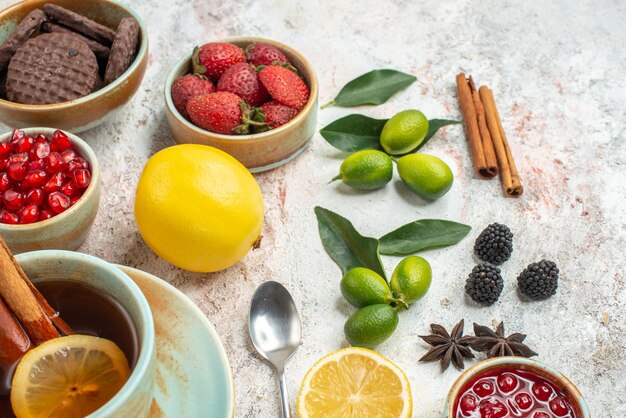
[334,150,392,190]
[396,153,453,200]
[380,110,429,155]
[390,256,432,304]
[340,267,408,309]
[344,304,399,349]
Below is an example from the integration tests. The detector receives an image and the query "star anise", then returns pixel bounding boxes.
[470,322,538,358]
[418,319,475,372]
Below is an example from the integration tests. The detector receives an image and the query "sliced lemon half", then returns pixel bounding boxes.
[11,334,130,418]
[297,347,412,418]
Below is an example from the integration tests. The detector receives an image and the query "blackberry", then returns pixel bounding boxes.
[517,260,559,300]
[474,223,513,265]
[465,263,504,305]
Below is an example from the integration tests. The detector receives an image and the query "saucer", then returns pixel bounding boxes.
[117,266,235,418]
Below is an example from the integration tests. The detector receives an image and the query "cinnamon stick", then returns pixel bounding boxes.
[0,297,30,373]
[468,77,498,176]
[479,86,523,196]
[456,73,497,178]
[0,237,60,345]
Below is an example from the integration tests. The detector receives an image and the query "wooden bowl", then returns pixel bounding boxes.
[164,36,318,172]
[0,0,149,132]
[445,357,590,417]
[0,128,101,253]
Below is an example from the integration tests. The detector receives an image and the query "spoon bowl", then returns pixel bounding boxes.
[249,281,301,418]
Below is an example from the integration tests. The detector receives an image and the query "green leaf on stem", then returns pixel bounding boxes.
[319,115,386,152]
[379,219,471,256]
[321,69,416,109]
[314,206,386,278]
[414,119,463,152]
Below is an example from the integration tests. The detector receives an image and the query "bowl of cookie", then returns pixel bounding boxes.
[0,0,148,132]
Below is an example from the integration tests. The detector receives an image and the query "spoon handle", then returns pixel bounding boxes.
[278,370,291,418]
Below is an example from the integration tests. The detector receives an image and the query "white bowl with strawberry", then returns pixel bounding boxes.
[164,37,318,172]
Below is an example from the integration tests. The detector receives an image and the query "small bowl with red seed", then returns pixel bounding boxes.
[164,36,318,172]
[446,357,589,418]
[0,127,100,253]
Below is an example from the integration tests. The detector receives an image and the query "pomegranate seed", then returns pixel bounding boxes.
[8,162,27,181]
[532,382,553,402]
[549,396,571,416]
[38,208,53,221]
[14,136,35,153]
[9,152,29,164]
[0,159,8,171]
[496,373,518,393]
[30,141,50,159]
[514,392,533,410]
[26,188,44,205]
[478,398,508,418]
[67,157,89,171]
[72,169,91,189]
[51,130,72,151]
[9,129,24,144]
[60,181,78,196]
[43,172,66,193]
[0,210,19,224]
[46,152,66,173]
[27,159,46,171]
[48,191,70,214]
[459,394,478,415]
[0,143,12,159]
[532,413,550,418]
[473,380,495,398]
[60,149,77,163]
[3,190,24,211]
[0,173,11,192]
[19,204,39,224]
[34,134,47,143]
[21,170,48,189]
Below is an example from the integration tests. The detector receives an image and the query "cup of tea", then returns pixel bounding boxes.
[12,250,156,417]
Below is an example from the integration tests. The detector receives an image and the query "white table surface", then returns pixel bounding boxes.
[1,0,624,416]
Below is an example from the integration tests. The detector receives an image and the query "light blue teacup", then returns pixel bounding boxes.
[15,250,156,418]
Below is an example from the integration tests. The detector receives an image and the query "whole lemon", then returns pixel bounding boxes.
[380,109,429,155]
[134,144,264,272]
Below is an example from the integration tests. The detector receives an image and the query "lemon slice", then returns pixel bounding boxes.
[11,334,130,418]
[297,347,412,418]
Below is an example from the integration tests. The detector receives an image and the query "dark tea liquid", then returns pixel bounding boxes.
[0,280,139,417]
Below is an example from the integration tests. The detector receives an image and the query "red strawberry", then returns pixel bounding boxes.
[186,92,263,135]
[217,63,268,106]
[258,66,309,110]
[260,101,298,129]
[171,74,215,119]
[245,42,290,66]
[192,43,246,80]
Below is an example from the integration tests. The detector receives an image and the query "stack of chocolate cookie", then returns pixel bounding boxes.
[0,4,139,105]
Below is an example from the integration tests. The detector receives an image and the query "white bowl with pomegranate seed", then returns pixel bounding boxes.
[164,36,318,173]
[0,127,100,253]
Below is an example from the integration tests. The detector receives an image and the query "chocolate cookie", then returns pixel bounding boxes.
[103,18,139,84]
[43,3,115,45]
[41,22,110,60]
[6,32,98,104]
[0,9,46,71]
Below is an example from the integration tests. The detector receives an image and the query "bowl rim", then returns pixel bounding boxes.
[444,356,590,417]
[0,127,100,230]
[14,250,156,417]
[164,36,318,141]
[0,0,149,111]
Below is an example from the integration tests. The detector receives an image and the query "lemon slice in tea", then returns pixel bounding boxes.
[297,347,412,418]
[11,334,130,418]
